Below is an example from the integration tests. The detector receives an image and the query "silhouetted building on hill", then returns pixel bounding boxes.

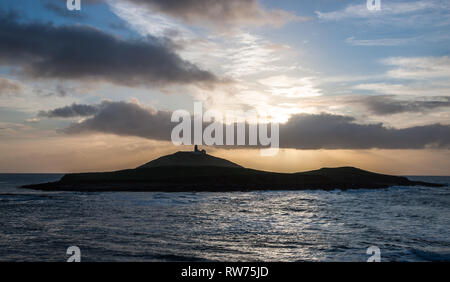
[194,145,206,154]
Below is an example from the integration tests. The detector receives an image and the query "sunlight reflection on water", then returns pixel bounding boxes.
[0,174,449,261]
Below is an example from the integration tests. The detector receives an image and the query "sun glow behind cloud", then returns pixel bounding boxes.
[108,0,318,123]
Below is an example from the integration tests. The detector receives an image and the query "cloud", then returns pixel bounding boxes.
[279,113,449,149]
[353,82,450,96]
[345,36,419,46]
[38,103,100,118]
[316,1,436,21]
[316,1,450,29]
[42,101,450,149]
[0,12,218,87]
[258,75,322,98]
[348,56,450,102]
[345,32,450,47]
[0,77,23,95]
[355,95,450,115]
[122,0,305,28]
[382,56,450,79]
[62,101,173,141]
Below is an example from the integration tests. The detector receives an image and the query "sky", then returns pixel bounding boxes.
[0,0,449,174]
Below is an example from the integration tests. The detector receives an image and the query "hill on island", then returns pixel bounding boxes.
[138,151,242,169]
[22,148,443,192]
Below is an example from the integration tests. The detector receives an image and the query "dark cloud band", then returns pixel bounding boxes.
[358,95,450,115]
[38,103,100,118]
[0,12,217,86]
[42,101,450,150]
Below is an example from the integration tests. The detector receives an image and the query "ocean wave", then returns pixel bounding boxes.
[411,249,450,262]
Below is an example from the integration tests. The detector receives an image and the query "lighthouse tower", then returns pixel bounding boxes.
[194,145,206,154]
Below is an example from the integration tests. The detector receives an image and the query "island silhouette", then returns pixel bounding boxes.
[22,146,443,192]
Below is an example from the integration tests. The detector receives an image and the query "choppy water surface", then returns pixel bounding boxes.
[0,174,449,262]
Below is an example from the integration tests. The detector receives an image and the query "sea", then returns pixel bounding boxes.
[0,174,449,262]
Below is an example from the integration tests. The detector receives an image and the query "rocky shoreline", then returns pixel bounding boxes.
[22,165,444,192]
